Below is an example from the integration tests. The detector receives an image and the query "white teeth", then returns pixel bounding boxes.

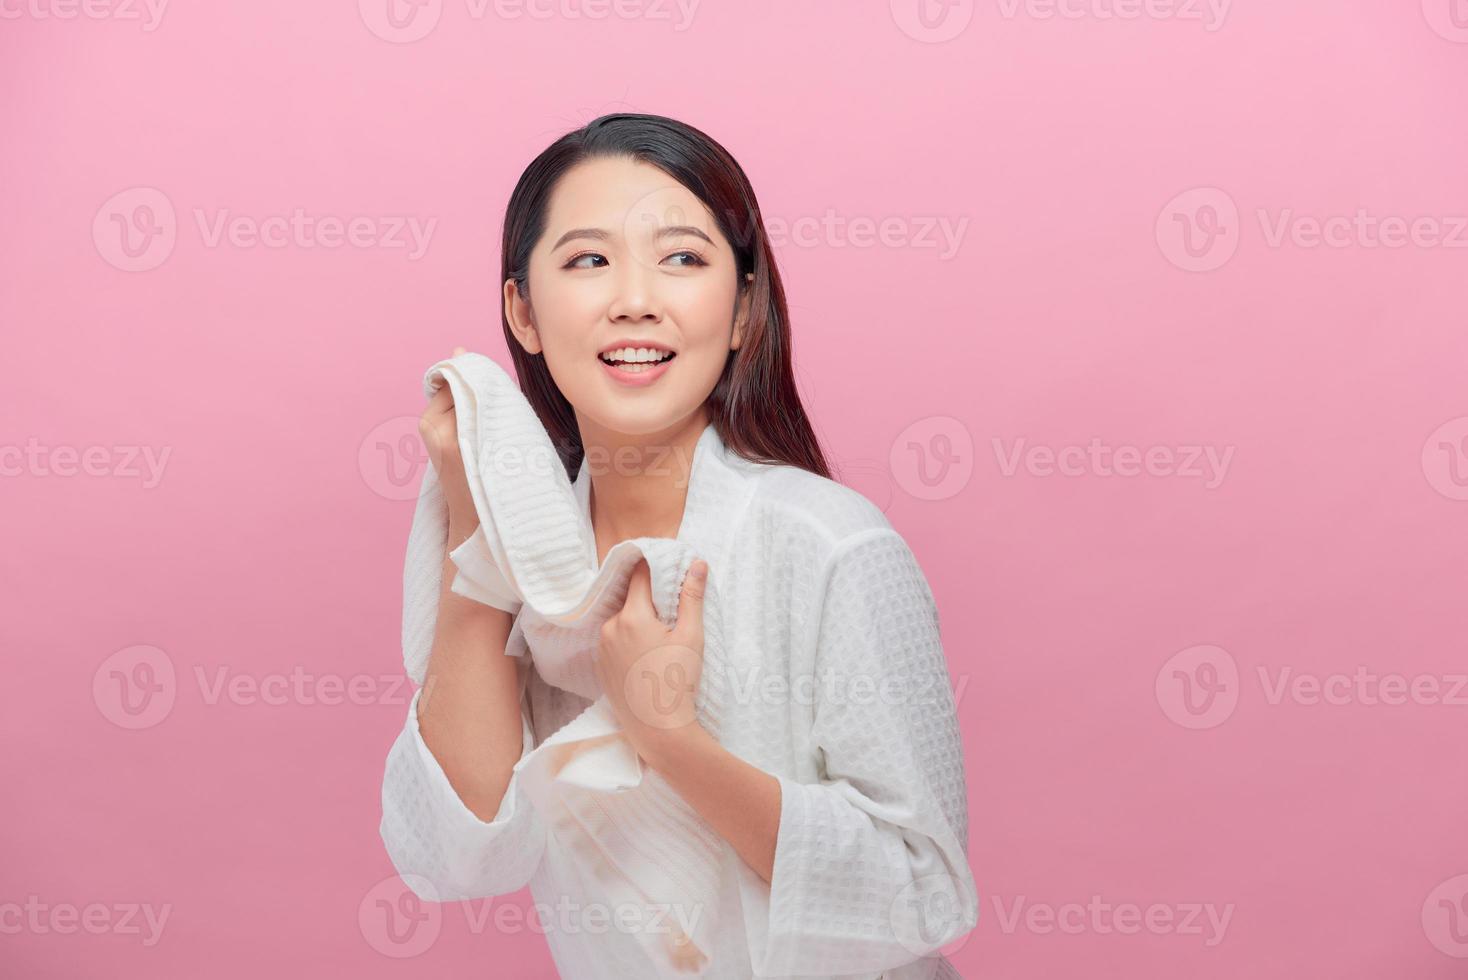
[600,346,673,364]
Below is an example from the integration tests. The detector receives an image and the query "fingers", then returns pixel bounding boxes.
[424,384,454,419]
[624,557,652,608]
[673,559,707,639]
[680,559,708,603]
[420,348,470,472]
[616,556,708,633]
[424,346,465,415]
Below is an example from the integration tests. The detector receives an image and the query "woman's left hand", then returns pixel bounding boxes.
[595,557,710,768]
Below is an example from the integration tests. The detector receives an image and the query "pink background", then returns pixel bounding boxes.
[3,1,1467,976]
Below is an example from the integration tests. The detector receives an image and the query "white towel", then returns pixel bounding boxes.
[401,351,725,975]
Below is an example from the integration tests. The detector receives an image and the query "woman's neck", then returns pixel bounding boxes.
[580,414,708,564]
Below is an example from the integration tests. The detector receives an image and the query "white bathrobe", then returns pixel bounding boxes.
[379,420,979,979]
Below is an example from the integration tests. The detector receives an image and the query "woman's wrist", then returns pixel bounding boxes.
[638,720,714,775]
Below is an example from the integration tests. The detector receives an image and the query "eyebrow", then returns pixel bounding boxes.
[550,225,716,251]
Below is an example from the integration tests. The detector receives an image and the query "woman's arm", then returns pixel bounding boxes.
[737,526,979,977]
[642,727,782,885]
[381,360,548,899]
[402,353,525,821]
[594,557,784,883]
[415,541,522,820]
[379,530,548,900]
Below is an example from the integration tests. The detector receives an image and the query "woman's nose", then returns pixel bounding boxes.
[607,265,661,322]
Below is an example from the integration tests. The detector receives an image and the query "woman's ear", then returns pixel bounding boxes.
[504,278,542,355]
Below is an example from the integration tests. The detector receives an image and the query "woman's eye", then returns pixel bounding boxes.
[564,250,707,270]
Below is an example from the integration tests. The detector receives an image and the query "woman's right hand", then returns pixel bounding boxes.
[419,346,479,544]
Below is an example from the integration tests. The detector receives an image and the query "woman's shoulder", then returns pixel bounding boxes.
[731,462,936,641]
[736,460,900,558]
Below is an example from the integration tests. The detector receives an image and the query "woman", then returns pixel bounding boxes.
[379,113,978,979]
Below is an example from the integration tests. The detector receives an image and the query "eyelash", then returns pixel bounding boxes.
[563,250,708,270]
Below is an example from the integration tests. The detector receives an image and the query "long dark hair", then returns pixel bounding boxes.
[499,112,831,481]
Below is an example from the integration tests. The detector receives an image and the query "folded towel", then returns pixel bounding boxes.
[401,351,724,975]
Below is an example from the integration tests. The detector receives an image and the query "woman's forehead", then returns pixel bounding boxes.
[544,157,718,246]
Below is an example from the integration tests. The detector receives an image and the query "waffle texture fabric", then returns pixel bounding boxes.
[380,353,978,978]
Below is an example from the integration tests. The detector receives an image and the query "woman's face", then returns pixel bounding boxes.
[504,155,749,439]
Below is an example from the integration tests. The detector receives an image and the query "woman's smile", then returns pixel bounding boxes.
[599,350,678,386]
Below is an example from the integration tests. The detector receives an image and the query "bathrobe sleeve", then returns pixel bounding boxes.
[379,680,546,901]
[745,527,979,977]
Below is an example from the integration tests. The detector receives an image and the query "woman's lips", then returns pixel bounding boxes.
[600,354,674,387]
